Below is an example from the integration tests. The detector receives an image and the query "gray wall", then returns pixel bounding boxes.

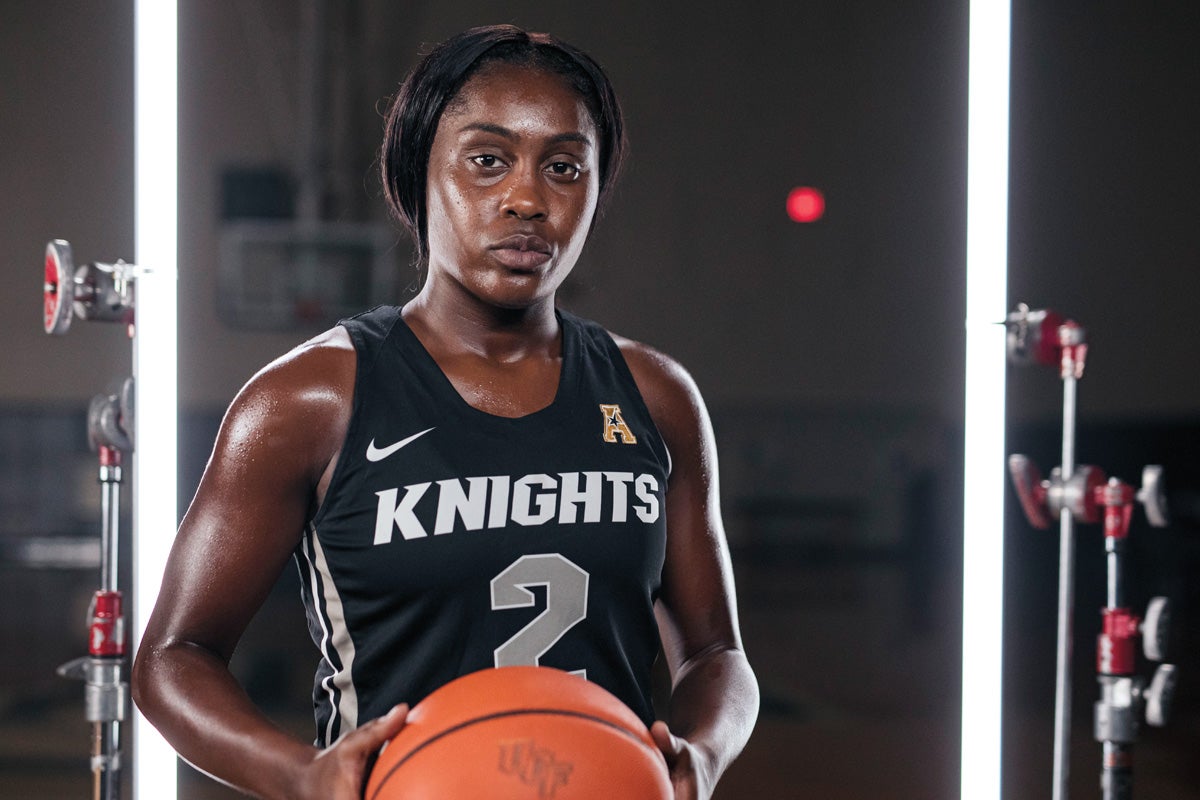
[7,1,973,419]
[6,3,1198,424]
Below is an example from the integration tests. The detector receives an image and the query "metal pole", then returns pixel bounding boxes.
[1052,368,1078,800]
[93,446,126,800]
[1100,532,1132,800]
[94,713,121,800]
[1095,481,1137,800]
[100,456,120,592]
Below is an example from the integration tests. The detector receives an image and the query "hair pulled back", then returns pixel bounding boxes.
[381,25,627,261]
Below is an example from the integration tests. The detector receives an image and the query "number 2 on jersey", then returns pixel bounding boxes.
[490,553,590,677]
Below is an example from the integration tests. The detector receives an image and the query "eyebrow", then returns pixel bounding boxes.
[457,122,593,148]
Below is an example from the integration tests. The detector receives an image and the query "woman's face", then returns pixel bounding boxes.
[424,63,601,310]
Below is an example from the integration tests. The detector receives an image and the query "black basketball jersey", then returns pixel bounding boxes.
[295,305,670,747]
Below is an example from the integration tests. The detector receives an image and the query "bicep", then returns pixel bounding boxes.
[622,345,743,672]
[657,396,742,671]
[147,445,311,662]
[142,354,349,662]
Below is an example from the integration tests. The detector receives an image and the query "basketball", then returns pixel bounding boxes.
[364,666,673,800]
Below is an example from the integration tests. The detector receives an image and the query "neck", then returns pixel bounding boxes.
[402,275,559,363]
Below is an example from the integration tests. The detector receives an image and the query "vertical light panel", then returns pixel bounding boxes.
[962,1,1011,798]
[133,1,179,798]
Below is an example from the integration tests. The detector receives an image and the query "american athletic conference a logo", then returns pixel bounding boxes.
[599,404,637,444]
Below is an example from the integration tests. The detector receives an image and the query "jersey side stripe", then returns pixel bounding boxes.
[298,529,341,745]
[292,550,335,745]
[302,525,360,743]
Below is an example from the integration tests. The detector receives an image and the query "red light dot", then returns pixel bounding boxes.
[787,186,825,223]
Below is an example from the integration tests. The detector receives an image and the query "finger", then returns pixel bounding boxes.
[650,720,682,761]
[374,703,410,739]
[355,704,410,751]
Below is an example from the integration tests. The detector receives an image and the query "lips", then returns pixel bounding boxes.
[490,234,553,270]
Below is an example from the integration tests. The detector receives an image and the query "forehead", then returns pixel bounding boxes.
[439,63,596,141]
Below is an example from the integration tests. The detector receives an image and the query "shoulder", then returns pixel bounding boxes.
[611,335,700,406]
[609,333,711,461]
[217,326,357,483]
[233,326,355,413]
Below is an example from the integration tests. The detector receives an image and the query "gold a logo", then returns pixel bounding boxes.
[600,404,638,444]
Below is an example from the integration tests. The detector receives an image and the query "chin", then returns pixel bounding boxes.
[486,288,553,312]
[474,271,567,311]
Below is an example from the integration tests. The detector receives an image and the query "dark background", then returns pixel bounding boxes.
[1,1,1197,797]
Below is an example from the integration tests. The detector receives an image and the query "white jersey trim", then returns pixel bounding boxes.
[302,525,359,743]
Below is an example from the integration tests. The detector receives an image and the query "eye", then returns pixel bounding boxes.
[470,154,505,170]
[545,161,582,181]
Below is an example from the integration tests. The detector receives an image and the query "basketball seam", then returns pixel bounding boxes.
[366,708,657,800]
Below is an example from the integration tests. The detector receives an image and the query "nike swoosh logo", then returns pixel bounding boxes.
[365,427,435,462]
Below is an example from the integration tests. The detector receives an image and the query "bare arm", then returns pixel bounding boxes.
[131,328,406,800]
[618,338,760,800]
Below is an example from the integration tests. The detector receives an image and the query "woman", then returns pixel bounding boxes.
[133,25,758,800]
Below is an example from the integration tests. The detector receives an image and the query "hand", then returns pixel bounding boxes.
[293,704,409,800]
[650,721,714,800]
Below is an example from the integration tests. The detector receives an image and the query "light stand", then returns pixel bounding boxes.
[1007,303,1178,800]
[43,239,143,800]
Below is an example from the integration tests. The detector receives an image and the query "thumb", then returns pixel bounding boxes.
[355,704,410,752]
[650,720,683,763]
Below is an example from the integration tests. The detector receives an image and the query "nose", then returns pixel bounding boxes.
[499,166,548,221]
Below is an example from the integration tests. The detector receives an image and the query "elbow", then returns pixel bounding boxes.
[725,647,760,719]
[677,644,760,717]
[129,641,155,715]
[130,635,176,722]
[744,655,761,721]
[676,641,753,683]
[715,646,761,722]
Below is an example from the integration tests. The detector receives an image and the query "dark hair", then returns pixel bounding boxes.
[381,25,627,261]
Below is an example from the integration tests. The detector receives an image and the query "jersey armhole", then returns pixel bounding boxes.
[594,326,673,479]
[308,306,402,529]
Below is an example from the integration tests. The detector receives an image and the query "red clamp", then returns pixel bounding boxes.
[1058,320,1088,380]
[1094,478,1135,539]
[99,445,122,468]
[1007,457,1107,529]
[1032,309,1067,367]
[1098,607,1140,675]
[88,591,125,657]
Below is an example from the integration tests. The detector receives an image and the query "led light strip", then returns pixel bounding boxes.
[962,1,1012,798]
[133,1,179,798]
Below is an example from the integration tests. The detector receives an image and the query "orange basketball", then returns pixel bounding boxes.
[365,666,672,800]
